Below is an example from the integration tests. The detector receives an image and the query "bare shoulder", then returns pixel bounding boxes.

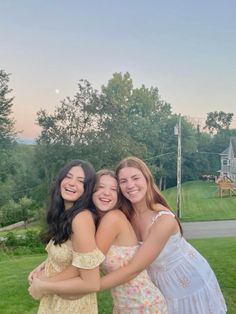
[151,208,179,234]
[155,203,170,212]
[72,210,95,230]
[101,209,126,224]
[71,210,96,251]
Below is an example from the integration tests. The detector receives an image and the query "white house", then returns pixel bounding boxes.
[219,136,236,186]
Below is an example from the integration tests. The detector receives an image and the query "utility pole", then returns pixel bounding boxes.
[174,115,182,218]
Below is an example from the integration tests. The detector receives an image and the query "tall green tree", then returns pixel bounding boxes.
[127,84,174,188]
[37,80,100,146]
[97,73,200,188]
[204,111,234,134]
[0,70,15,145]
[95,72,146,168]
[35,80,102,188]
[0,70,16,184]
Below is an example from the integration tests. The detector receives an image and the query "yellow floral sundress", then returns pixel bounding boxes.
[38,240,104,314]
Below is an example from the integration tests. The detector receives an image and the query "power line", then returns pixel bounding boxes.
[195,151,220,155]
[144,152,175,161]
[0,184,40,195]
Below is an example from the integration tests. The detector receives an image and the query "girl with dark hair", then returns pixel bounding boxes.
[94,169,167,313]
[100,157,227,314]
[28,160,104,314]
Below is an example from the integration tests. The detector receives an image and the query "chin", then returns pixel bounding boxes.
[100,208,111,212]
[131,198,143,204]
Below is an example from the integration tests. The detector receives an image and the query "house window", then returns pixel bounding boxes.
[223,159,230,166]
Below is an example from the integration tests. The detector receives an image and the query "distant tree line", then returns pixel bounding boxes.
[0,69,235,226]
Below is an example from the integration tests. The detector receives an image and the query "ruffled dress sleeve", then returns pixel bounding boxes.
[72,247,105,269]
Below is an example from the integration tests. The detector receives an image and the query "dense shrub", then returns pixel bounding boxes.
[0,197,39,227]
[0,230,44,251]
[0,200,22,227]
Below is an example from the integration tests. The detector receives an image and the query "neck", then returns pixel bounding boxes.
[64,201,73,210]
[97,209,105,218]
[133,201,149,214]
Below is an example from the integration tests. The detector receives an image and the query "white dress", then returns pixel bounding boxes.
[146,211,227,314]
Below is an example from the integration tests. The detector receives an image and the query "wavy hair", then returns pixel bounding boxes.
[45,159,97,244]
[115,156,183,234]
[94,169,130,219]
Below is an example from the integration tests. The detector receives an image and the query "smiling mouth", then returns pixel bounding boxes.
[127,190,138,196]
[99,198,112,204]
[65,187,76,193]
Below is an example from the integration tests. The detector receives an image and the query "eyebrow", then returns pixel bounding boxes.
[119,174,140,180]
[77,176,85,180]
[67,172,85,180]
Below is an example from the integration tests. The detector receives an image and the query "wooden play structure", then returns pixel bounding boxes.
[216,176,236,198]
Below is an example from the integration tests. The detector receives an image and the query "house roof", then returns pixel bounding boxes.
[220,136,236,156]
[220,147,229,155]
[231,136,236,156]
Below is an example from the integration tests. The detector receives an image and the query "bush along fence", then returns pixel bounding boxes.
[0,229,45,253]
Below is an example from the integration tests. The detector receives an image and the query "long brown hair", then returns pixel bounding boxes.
[115,156,183,234]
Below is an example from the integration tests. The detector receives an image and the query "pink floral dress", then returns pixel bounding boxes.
[101,244,167,314]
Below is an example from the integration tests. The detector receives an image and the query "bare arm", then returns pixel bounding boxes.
[29,210,103,299]
[101,215,178,290]
[42,264,80,283]
[28,255,80,285]
[96,210,122,255]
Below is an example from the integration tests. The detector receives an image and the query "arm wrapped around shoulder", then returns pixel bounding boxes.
[72,247,105,269]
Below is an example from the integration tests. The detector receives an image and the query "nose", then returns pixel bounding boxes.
[68,177,76,186]
[103,187,111,195]
[125,179,134,189]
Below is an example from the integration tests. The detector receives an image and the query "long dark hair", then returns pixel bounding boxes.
[45,159,97,244]
[115,156,183,235]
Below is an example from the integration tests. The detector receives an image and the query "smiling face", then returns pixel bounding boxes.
[92,174,118,213]
[118,166,148,206]
[60,165,85,210]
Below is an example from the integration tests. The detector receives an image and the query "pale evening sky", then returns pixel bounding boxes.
[1,0,236,139]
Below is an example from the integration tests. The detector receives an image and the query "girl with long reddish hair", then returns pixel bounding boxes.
[100,156,226,314]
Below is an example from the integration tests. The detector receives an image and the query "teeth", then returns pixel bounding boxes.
[128,191,138,195]
[100,198,110,202]
[65,188,75,193]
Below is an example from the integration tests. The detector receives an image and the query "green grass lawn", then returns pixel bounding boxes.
[163,180,236,221]
[1,236,235,314]
[1,180,235,313]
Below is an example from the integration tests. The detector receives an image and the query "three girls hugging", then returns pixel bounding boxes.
[28,157,226,314]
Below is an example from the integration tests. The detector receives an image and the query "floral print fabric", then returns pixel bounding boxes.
[101,244,167,314]
[37,240,104,314]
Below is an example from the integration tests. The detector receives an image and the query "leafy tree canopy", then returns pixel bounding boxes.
[0,70,15,145]
[204,111,234,134]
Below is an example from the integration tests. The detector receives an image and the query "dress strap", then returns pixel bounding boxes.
[150,210,175,226]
